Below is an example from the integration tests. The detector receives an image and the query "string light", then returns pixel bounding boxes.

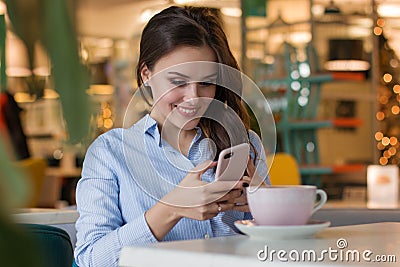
[390,59,399,68]
[391,105,400,115]
[375,131,384,141]
[383,73,392,83]
[376,111,385,120]
[379,95,389,104]
[370,8,400,166]
[379,157,388,165]
[377,18,385,27]
[374,27,383,35]
[382,137,390,146]
[377,142,385,150]
[390,136,398,145]
[393,84,400,93]
[383,150,390,158]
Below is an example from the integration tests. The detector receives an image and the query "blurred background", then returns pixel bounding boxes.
[2,0,400,207]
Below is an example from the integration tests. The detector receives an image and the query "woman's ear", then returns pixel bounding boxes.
[140,64,151,84]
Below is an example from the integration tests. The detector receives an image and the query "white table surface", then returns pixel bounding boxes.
[119,222,400,267]
[12,208,79,224]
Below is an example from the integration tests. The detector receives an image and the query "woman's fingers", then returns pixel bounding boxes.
[232,190,247,204]
[215,189,242,202]
[207,180,247,194]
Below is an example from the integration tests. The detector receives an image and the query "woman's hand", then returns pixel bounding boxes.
[164,160,246,220]
[226,175,250,212]
[145,160,246,240]
[227,159,268,213]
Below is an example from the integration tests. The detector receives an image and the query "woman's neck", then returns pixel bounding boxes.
[151,114,197,157]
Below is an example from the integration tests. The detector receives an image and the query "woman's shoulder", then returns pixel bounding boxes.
[85,128,123,155]
[88,124,142,150]
[91,115,151,146]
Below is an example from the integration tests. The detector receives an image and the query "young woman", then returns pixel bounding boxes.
[74,6,269,267]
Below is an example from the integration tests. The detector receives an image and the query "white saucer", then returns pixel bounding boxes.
[234,220,331,240]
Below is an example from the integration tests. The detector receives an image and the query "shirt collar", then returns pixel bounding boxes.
[138,114,204,148]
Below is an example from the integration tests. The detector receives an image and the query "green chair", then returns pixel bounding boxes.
[21,224,74,267]
[260,42,334,186]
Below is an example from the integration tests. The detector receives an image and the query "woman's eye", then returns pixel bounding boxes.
[170,80,187,87]
[198,81,215,87]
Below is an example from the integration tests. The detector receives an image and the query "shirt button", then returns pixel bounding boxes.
[204,233,210,239]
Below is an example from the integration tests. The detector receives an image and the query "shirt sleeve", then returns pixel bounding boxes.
[74,136,158,267]
[249,130,270,186]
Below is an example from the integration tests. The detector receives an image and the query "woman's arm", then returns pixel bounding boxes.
[74,136,159,267]
[75,138,245,266]
[145,161,244,241]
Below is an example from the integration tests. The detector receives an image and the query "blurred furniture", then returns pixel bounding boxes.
[13,207,79,247]
[0,217,42,266]
[46,166,82,206]
[312,208,400,227]
[14,157,47,207]
[266,152,301,185]
[260,43,333,186]
[20,223,74,267]
[260,43,364,186]
[120,222,400,267]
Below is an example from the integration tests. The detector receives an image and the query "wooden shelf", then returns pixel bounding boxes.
[332,118,363,127]
[331,71,367,81]
[260,73,333,88]
[277,119,333,130]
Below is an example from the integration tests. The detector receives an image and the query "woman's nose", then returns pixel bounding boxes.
[183,83,199,104]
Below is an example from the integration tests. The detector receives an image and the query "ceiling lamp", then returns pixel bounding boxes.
[220,7,242,17]
[324,0,341,14]
[6,33,31,77]
[324,39,370,71]
[378,4,400,18]
[33,42,51,76]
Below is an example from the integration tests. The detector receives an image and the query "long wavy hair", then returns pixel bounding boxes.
[136,6,256,161]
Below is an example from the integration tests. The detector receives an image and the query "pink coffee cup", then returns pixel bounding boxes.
[247,185,327,226]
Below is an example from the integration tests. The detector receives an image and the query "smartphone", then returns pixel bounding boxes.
[215,143,250,181]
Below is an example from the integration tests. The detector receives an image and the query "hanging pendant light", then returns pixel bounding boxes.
[324,39,370,71]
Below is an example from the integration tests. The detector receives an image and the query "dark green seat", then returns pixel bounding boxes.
[259,42,334,186]
[21,224,74,267]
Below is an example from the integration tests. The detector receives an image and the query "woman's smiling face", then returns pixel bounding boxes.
[141,45,218,131]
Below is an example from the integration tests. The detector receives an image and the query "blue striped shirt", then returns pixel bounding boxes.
[74,114,269,267]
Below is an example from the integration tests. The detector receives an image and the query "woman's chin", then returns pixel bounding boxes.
[174,118,200,131]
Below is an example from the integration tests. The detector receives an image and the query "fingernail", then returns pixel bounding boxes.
[243,182,249,188]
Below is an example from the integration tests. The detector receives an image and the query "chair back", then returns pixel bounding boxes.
[21,223,74,267]
[267,152,301,185]
[14,158,47,207]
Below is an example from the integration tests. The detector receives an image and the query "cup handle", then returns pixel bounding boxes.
[312,189,328,214]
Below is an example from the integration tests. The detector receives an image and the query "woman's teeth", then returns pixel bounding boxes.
[177,106,196,114]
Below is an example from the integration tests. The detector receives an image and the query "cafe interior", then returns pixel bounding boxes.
[1,0,400,266]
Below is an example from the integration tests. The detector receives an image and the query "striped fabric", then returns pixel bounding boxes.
[74,114,269,267]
